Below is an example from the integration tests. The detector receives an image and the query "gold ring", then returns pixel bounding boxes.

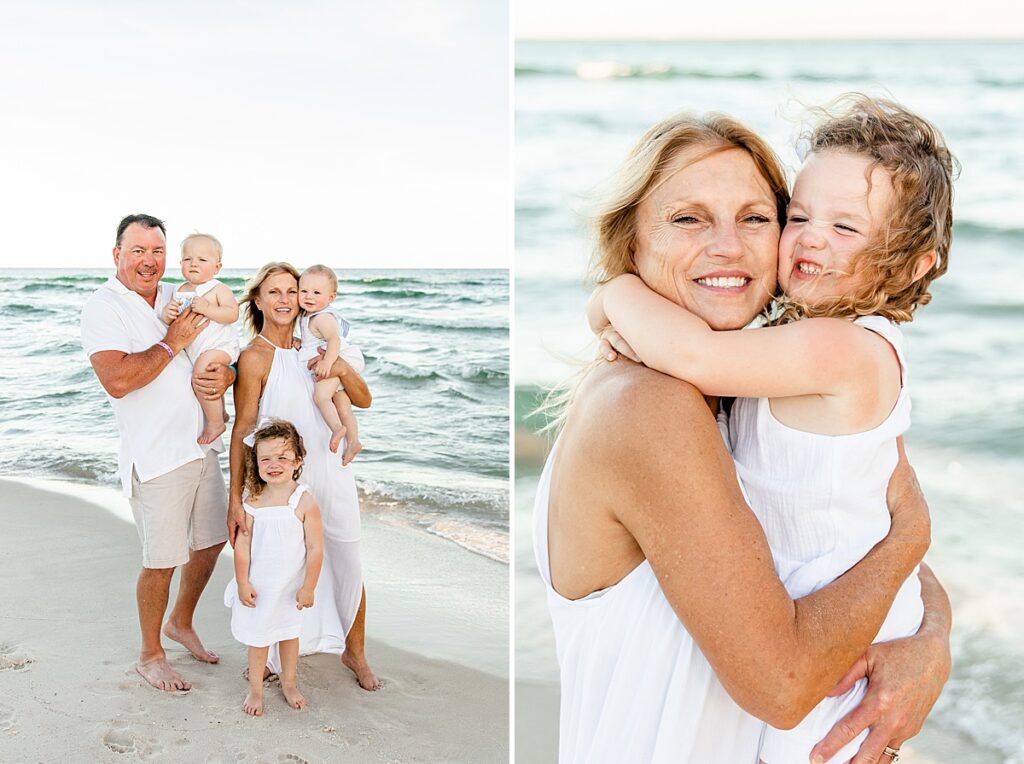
[882,746,901,762]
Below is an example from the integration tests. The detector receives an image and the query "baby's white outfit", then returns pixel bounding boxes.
[173,279,240,364]
[729,316,923,764]
[297,309,365,379]
[224,484,310,647]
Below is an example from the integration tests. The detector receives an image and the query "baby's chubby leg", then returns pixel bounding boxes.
[193,349,232,445]
[278,638,307,710]
[313,377,347,453]
[333,389,362,466]
[243,645,270,716]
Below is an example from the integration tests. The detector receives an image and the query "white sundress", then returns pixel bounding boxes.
[173,278,240,364]
[247,335,364,674]
[224,484,310,648]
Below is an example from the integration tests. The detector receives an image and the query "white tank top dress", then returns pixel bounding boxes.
[729,316,923,764]
[246,336,364,673]
[224,484,310,647]
[173,278,240,364]
[534,440,765,764]
[298,309,365,373]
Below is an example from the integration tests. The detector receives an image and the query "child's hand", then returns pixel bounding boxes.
[191,295,210,316]
[162,300,181,324]
[314,359,332,380]
[296,587,315,609]
[237,582,258,608]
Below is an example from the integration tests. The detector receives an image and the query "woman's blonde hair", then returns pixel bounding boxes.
[239,261,300,336]
[244,418,306,499]
[777,93,958,324]
[537,112,790,433]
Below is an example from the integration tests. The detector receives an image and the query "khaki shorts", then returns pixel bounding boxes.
[129,450,228,569]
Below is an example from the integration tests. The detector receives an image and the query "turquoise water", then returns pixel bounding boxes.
[516,41,1024,762]
[0,268,509,562]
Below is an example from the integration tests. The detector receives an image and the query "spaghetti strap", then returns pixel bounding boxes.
[256,333,279,348]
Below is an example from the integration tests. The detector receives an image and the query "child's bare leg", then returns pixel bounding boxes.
[333,389,362,466]
[193,349,232,444]
[278,638,307,709]
[313,377,346,453]
[244,645,269,716]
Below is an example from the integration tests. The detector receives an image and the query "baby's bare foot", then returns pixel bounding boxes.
[198,422,227,445]
[163,621,219,663]
[341,439,363,467]
[137,658,191,693]
[329,426,347,454]
[281,682,307,709]
[243,689,264,716]
[341,651,380,691]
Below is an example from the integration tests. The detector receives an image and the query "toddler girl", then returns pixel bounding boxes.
[298,264,365,464]
[588,95,955,763]
[161,233,240,444]
[224,418,324,716]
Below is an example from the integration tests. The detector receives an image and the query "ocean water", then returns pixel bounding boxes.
[516,41,1024,762]
[0,268,509,563]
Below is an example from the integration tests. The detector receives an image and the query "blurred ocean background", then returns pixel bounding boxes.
[516,41,1024,762]
[0,268,509,564]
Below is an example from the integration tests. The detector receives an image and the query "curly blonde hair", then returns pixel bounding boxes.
[244,419,306,499]
[776,94,958,324]
[239,261,300,336]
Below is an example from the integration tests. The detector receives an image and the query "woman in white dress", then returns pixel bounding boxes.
[539,113,952,762]
[228,262,379,690]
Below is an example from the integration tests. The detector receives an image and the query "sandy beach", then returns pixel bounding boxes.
[0,478,508,763]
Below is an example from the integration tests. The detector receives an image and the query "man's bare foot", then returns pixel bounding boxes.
[341,438,362,467]
[163,621,219,663]
[329,425,347,454]
[281,683,308,709]
[198,421,227,446]
[242,689,264,716]
[341,651,380,691]
[137,657,192,692]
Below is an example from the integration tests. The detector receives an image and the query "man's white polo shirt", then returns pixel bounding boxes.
[80,277,224,496]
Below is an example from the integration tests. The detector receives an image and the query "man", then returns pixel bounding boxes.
[81,214,235,692]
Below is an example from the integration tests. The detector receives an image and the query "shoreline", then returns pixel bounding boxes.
[0,478,508,762]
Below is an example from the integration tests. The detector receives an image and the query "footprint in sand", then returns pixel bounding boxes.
[102,721,163,759]
[0,643,33,672]
[278,755,310,764]
[0,703,16,734]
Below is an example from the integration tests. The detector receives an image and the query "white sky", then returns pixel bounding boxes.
[517,0,1024,40]
[0,1,509,269]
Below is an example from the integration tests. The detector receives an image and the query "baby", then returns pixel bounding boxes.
[161,233,240,444]
[297,264,364,464]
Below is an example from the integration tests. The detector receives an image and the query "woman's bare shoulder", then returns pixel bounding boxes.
[238,342,273,373]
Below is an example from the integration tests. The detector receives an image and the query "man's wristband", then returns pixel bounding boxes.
[156,341,175,360]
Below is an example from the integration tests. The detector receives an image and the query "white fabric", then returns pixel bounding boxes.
[730,316,923,764]
[172,279,240,364]
[250,339,363,673]
[297,310,364,372]
[534,439,765,764]
[80,277,223,496]
[224,484,309,647]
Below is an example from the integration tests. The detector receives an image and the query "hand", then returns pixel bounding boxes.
[164,308,205,353]
[597,327,641,363]
[296,586,315,609]
[191,294,211,316]
[227,498,248,547]
[307,346,327,372]
[192,360,235,401]
[314,359,332,380]
[810,630,951,763]
[161,300,181,324]
[237,582,257,608]
[885,437,931,558]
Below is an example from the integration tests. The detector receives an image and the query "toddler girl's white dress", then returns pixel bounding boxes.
[224,484,310,648]
[297,309,365,374]
[173,279,240,364]
[730,316,924,764]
